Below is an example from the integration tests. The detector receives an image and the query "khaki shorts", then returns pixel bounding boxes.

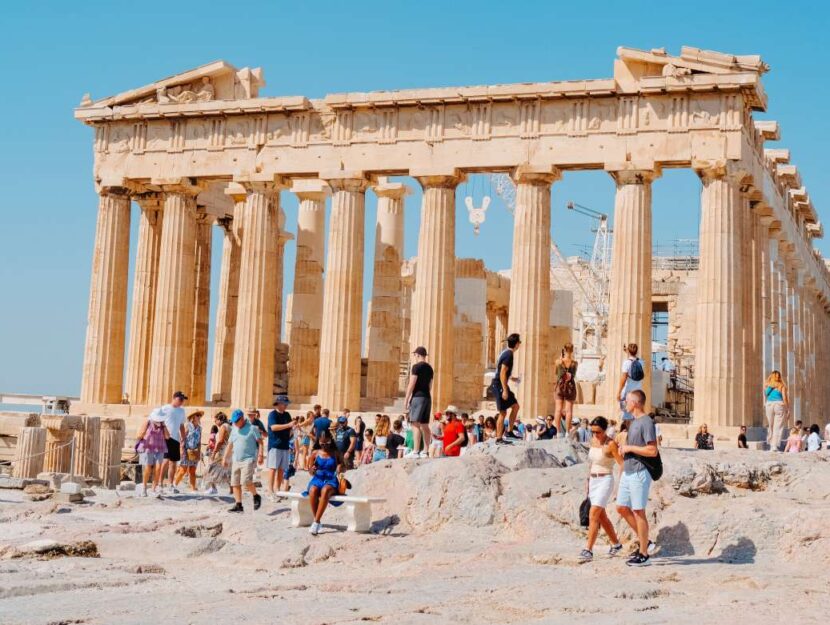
[230,459,256,487]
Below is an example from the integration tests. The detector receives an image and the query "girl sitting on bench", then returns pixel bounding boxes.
[305,429,342,535]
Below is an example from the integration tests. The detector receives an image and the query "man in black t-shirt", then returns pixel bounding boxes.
[405,346,433,458]
[265,395,293,497]
[492,333,521,444]
[334,416,357,469]
[737,425,748,449]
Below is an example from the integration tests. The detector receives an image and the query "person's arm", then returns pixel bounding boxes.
[608,439,624,468]
[404,374,417,408]
[271,421,293,431]
[179,422,186,442]
[622,440,658,457]
[163,425,171,439]
[782,384,789,407]
[499,364,509,399]
[308,450,318,475]
[136,419,149,441]
[616,371,628,401]
[222,440,233,466]
[445,431,465,452]
[347,434,356,456]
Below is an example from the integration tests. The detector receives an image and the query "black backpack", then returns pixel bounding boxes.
[628,358,645,382]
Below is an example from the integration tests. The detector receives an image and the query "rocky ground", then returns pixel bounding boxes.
[1,440,828,624]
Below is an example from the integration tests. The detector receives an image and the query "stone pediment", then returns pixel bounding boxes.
[78,60,265,108]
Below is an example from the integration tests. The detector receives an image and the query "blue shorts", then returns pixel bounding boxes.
[139,451,164,466]
[616,469,652,511]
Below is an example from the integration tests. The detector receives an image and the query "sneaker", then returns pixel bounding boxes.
[170,486,180,494]
[228,502,244,513]
[152,488,162,498]
[203,486,218,496]
[626,552,651,567]
[404,451,420,459]
[495,438,513,446]
[418,451,429,459]
[309,521,320,535]
[578,549,593,562]
[253,494,262,510]
[505,432,521,440]
[608,543,624,557]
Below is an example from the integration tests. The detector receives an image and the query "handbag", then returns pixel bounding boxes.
[186,448,200,462]
[337,474,352,496]
[579,497,591,527]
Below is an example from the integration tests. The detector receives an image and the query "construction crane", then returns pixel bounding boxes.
[487,174,612,357]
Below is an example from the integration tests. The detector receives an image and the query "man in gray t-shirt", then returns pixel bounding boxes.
[616,389,659,567]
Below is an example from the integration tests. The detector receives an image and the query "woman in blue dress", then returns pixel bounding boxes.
[305,430,342,535]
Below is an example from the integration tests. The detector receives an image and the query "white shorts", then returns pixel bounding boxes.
[588,473,614,507]
[430,439,443,449]
[267,448,290,472]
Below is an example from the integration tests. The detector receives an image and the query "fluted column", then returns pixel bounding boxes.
[80,188,132,404]
[190,212,213,403]
[287,181,328,397]
[124,194,163,405]
[318,173,369,410]
[410,171,463,411]
[42,415,82,474]
[231,179,285,409]
[147,181,202,404]
[741,201,764,426]
[274,221,293,344]
[366,180,409,400]
[13,427,46,479]
[788,271,802,421]
[760,219,774,378]
[605,165,660,416]
[72,415,100,479]
[485,304,497,367]
[693,164,744,427]
[777,263,790,382]
[210,207,242,402]
[494,309,508,352]
[507,167,559,419]
[99,418,125,489]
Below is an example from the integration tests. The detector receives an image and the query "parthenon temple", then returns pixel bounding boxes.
[71,45,830,440]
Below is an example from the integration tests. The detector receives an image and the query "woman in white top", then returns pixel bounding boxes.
[579,416,625,562]
[428,412,444,458]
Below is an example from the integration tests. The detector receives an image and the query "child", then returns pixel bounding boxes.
[359,428,375,465]
[784,427,802,453]
[429,413,444,458]
[483,416,498,442]
[135,413,169,497]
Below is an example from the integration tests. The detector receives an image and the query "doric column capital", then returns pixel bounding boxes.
[320,171,369,193]
[150,177,206,196]
[134,191,164,212]
[511,164,562,186]
[232,174,289,196]
[605,162,662,185]
[691,160,748,185]
[98,185,131,198]
[372,176,412,200]
[411,168,465,189]
[291,179,331,202]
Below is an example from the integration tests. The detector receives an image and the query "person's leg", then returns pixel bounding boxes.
[598,510,620,545]
[765,402,774,446]
[411,426,422,455]
[508,403,520,432]
[232,484,242,504]
[308,485,320,516]
[633,510,650,556]
[263,469,275,494]
[173,465,185,486]
[188,466,197,490]
[275,468,285,493]
[168,461,178,486]
[586,506,603,551]
[772,403,785,451]
[496,410,507,438]
[554,399,564,435]
[564,401,575,435]
[419,423,432,450]
[152,463,163,490]
[615,472,638,533]
[315,485,335,522]
[141,461,150,490]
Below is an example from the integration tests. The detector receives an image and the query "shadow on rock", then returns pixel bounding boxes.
[655,522,694,557]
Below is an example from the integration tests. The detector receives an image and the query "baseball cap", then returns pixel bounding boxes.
[413,346,427,357]
[337,415,348,423]
[273,394,290,406]
[230,409,244,424]
[173,390,188,401]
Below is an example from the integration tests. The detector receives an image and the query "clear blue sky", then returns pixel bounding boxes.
[1,0,827,398]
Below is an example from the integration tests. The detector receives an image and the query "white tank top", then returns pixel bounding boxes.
[588,445,614,474]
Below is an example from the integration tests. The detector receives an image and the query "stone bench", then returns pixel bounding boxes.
[275,491,386,533]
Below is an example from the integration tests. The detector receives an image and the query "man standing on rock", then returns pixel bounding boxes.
[616,389,658,566]
[404,346,433,458]
[492,333,522,445]
[151,390,187,494]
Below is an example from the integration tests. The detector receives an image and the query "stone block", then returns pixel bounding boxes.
[117,480,136,491]
[60,481,83,495]
[0,477,48,490]
[37,472,65,489]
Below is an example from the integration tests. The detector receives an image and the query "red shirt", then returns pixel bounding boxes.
[443,420,465,456]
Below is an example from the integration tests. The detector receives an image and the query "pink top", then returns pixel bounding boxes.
[143,420,167,453]
[784,435,802,453]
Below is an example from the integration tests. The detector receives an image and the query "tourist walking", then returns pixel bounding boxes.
[150,391,187,494]
[491,333,522,444]
[135,411,169,497]
[334,415,357,469]
[404,346,433,458]
[442,407,465,457]
[306,430,342,535]
[203,412,231,495]
[764,371,789,451]
[223,409,263,513]
[615,344,645,420]
[173,411,203,491]
[616,389,659,567]
[264,395,293,498]
[554,343,578,437]
[579,416,624,562]
[695,424,714,450]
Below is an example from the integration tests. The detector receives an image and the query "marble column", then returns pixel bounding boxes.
[777,263,790,383]
[288,180,328,398]
[605,165,660,416]
[190,212,213,404]
[759,219,774,379]
[317,174,368,410]
[231,180,284,410]
[80,188,132,405]
[13,427,46,479]
[788,271,802,421]
[693,165,744,427]
[507,167,559,419]
[410,171,463,411]
[72,415,101,479]
[210,208,242,402]
[99,418,125,489]
[485,304,497,368]
[42,415,82,474]
[147,182,201,404]
[124,194,163,406]
[366,180,408,400]
[495,308,508,353]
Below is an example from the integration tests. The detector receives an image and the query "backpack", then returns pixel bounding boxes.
[638,451,663,481]
[556,369,577,401]
[628,358,645,382]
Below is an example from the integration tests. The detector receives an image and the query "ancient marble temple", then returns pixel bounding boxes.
[73,47,830,436]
